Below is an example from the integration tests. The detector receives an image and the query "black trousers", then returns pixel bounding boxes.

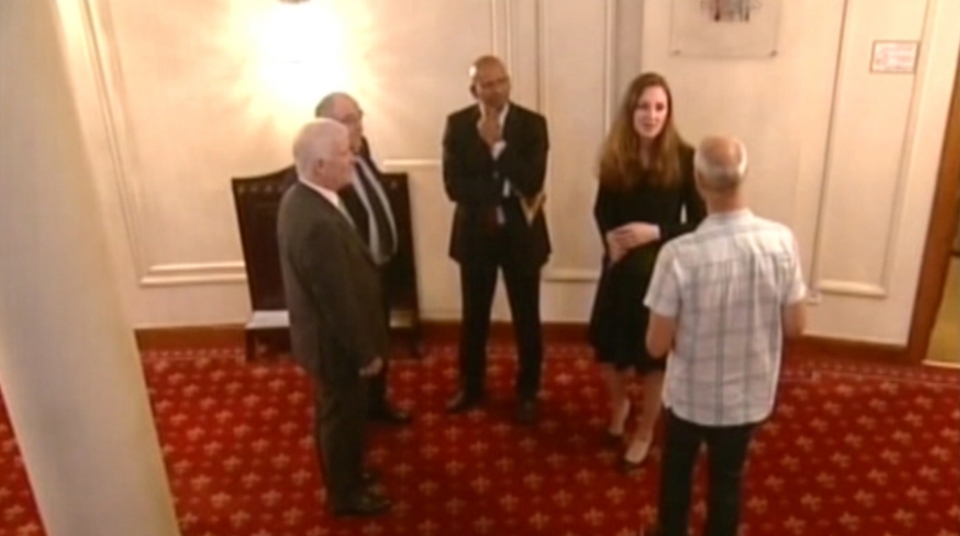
[457,231,543,400]
[368,263,392,410]
[658,409,757,536]
[314,376,368,510]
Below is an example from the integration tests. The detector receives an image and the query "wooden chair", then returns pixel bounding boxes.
[231,167,292,360]
[381,172,424,357]
[231,168,422,360]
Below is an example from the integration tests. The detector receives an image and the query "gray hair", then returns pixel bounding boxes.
[292,118,347,183]
[313,92,353,118]
[693,136,748,192]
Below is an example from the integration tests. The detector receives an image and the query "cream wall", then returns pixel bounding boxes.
[50,0,959,345]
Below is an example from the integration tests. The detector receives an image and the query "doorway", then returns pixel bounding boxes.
[924,214,959,366]
[908,46,960,365]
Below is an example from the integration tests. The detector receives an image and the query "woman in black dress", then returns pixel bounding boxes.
[588,72,706,470]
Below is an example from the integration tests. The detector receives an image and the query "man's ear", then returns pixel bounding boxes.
[469,83,477,97]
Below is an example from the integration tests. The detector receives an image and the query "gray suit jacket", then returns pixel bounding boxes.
[277,182,388,384]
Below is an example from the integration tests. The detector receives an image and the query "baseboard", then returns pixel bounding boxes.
[135,322,915,366]
[420,321,588,346]
[133,321,588,354]
[134,324,245,352]
[785,335,906,366]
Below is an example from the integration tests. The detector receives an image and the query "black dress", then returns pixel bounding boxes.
[588,145,706,372]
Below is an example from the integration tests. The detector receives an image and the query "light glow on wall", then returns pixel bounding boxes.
[247,1,358,122]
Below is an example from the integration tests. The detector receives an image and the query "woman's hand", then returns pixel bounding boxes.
[612,223,660,250]
[605,231,627,263]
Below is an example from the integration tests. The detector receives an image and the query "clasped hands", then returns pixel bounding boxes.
[605,222,660,263]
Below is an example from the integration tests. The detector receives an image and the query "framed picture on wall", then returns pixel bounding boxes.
[670,0,782,58]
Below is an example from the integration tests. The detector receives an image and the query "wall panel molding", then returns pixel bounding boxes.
[67,0,248,286]
[380,158,441,171]
[808,0,931,299]
[799,0,849,301]
[816,280,887,298]
[540,0,617,283]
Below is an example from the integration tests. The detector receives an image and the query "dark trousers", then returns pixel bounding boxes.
[368,264,392,410]
[658,409,756,536]
[314,377,369,509]
[458,232,543,400]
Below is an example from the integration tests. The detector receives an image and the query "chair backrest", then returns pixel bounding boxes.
[231,167,420,324]
[231,167,294,312]
[380,172,421,318]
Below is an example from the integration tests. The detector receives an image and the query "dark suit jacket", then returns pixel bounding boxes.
[282,139,395,261]
[442,103,551,269]
[339,138,396,260]
[277,182,388,384]
[280,165,298,192]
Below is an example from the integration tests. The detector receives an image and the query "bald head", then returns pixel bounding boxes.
[469,55,506,78]
[292,118,354,190]
[469,55,510,111]
[694,135,748,192]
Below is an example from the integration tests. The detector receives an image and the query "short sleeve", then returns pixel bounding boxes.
[783,234,807,305]
[644,243,682,318]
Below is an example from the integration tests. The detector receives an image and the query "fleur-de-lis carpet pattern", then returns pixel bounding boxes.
[1,344,958,536]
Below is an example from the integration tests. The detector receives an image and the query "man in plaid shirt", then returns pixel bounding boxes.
[641,135,807,536]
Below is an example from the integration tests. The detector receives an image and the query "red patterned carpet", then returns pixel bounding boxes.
[2,343,959,536]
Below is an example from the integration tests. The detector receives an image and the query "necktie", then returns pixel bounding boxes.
[355,162,395,261]
[336,197,355,229]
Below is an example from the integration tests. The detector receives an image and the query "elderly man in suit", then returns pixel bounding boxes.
[313,92,412,426]
[277,119,391,517]
[442,55,551,424]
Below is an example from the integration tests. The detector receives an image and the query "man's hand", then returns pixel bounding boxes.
[478,113,502,148]
[612,223,660,250]
[360,357,384,378]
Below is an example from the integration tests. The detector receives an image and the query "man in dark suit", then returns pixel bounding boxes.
[442,55,551,424]
[277,119,391,517]
[314,92,412,425]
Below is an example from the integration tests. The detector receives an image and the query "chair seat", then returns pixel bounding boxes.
[246,310,290,329]
[389,308,417,328]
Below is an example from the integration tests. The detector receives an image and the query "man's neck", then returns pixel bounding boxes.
[481,102,508,116]
[706,194,747,215]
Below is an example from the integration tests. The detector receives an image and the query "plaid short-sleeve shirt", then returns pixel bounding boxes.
[644,209,806,426]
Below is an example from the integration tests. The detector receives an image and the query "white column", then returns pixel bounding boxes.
[0,2,181,535]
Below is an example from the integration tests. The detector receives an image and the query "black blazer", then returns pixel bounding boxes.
[277,183,388,383]
[339,138,396,257]
[441,103,551,269]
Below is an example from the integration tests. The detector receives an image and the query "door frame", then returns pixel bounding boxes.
[906,48,960,363]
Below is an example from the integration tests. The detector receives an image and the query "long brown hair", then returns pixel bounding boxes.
[598,72,684,190]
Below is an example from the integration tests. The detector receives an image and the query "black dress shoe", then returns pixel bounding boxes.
[447,391,483,413]
[619,457,644,474]
[604,430,624,447]
[333,492,391,517]
[368,404,412,425]
[516,399,537,424]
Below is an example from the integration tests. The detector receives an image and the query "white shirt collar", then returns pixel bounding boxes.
[479,102,510,125]
[701,208,753,228]
[298,177,341,209]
